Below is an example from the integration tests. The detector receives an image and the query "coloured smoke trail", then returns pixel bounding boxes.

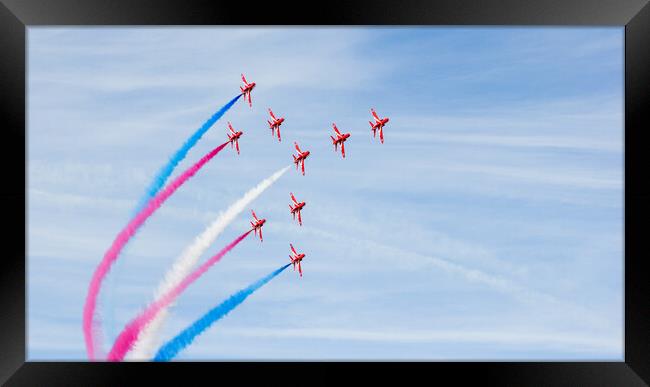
[83,141,229,360]
[107,230,253,361]
[132,94,241,215]
[153,263,291,361]
[106,94,241,346]
[127,165,291,359]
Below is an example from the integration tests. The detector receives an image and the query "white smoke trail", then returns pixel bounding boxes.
[126,165,291,359]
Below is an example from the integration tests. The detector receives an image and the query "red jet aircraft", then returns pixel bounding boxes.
[289,243,306,277]
[289,192,306,226]
[267,108,285,142]
[369,108,390,144]
[240,74,256,108]
[226,122,243,155]
[330,123,351,158]
[292,142,310,176]
[250,210,266,242]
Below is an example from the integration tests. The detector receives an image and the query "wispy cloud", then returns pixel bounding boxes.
[29,28,391,93]
[215,326,621,354]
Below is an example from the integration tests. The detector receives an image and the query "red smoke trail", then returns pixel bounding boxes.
[107,230,252,361]
[83,142,228,360]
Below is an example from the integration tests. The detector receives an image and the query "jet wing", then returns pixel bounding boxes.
[371,108,380,122]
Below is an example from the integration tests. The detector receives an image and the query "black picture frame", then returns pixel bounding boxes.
[1,0,648,385]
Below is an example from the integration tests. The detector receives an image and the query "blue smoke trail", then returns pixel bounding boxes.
[132,93,242,215]
[153,263,291,361]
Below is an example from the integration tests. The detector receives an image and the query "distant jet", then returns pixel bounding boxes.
[330,123,351,158]
[226,122,243,155]
[250,210,266,242]
[369,108,390,144]
[289,192,306,226]
[289,243,306,277]
[267,108,285,142]
[292,142,310,176]
[240,74,256,107]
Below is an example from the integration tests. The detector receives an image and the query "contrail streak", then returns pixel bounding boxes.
[107,230,253,361]
[133,94,241,214]
[303,227,607,329]
[83,142,228,360]
[127,165,291,359]
[153,263,291,361]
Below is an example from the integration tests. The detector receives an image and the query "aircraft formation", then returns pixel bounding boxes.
[234,73,390,277]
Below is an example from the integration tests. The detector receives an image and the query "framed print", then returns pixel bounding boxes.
[1,0,648,385]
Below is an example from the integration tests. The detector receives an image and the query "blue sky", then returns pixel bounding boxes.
[27,27,623,360]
